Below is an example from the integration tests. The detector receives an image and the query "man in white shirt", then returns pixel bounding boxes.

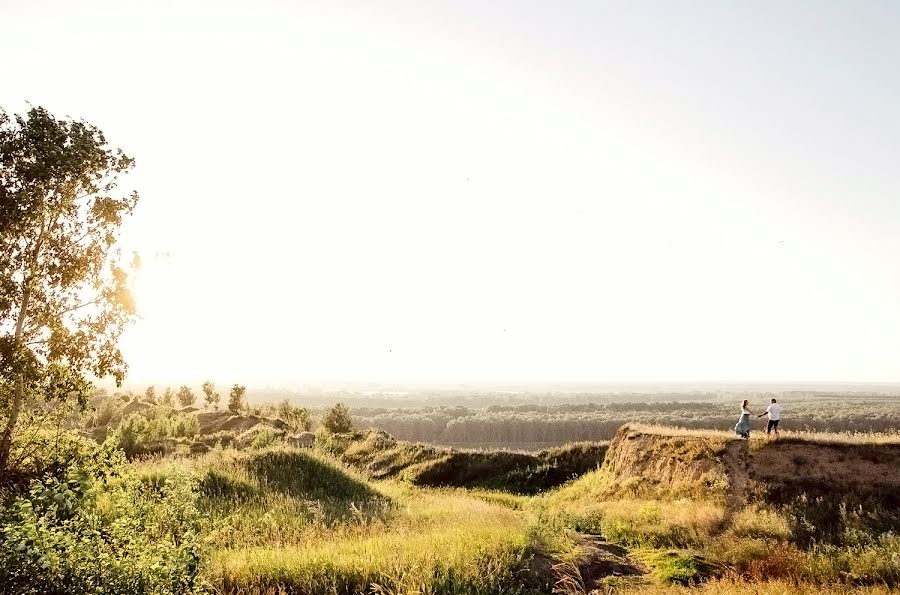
[757,398,783,437]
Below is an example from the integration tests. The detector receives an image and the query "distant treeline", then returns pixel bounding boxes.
[255,389,899,409]
[350,398,900,447]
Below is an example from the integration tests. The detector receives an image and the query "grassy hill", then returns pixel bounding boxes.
[338,429,608,494]
[4,419,900,594]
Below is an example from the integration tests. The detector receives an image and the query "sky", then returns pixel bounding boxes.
[2,0,899,387]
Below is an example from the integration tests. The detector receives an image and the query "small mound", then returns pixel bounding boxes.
[119,399,154,417]
[245,450,384,506]
[195,411,287,435]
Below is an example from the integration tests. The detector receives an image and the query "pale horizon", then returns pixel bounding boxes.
[4,1,899,387]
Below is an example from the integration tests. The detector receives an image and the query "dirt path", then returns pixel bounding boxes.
[552,533,647,594]
[720,439,751,531]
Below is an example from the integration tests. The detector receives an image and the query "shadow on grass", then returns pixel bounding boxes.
[245,450,391,518]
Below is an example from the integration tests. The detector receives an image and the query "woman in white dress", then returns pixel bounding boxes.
[734,399,755,439]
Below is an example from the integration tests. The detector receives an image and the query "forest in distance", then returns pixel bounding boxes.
[110,386,900,449]
[351,396,900,448]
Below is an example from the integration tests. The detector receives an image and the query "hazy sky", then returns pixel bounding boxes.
[2,1,899,386]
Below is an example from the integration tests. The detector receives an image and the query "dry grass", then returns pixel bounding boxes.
[755,429,900,446]
[206,487,547,594]
[625,424,737,440]
[629,424,900,446]
[135,447,562,594]
[614,579,899,594]
[726,505,792,540]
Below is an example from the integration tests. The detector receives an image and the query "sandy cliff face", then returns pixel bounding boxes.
[602,426,900,541]
[601,426,732,499]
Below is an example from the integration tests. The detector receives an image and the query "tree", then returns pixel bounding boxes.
[201,380,219,410]
[228,384,246,414]
[275,399,311,432]
[176,384,195,407]
[161,386,174,407]
[144,385,156,404]
[0,107,139,471]
[322,402,353,434]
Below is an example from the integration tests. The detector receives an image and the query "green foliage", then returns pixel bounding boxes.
[108,411,199,458]
[639,550,711,585]
[4,427,101,484]
[248,427,279,449]
[161,387,175,407]
[176,385,195,408]
[0,446,203,594]
[144,385,156,404]
[322,402,353,434]
[275,399,311,432]
[341,430,607,494]
[228,384,246,414]
[0,106,140,470]
[201,381,218,410]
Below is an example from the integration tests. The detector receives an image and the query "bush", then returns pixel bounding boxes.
[275,400,312,432]
[0,447,204,594]
[107,412,201,458]
[249,427,279,449]
[322,403,353,434]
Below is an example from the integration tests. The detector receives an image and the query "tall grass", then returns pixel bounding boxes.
[135,447,562,594]
[614,579,899,594]
[207,486,552,594]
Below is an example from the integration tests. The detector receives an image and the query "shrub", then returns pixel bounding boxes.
[0,450,204,594]
[228,385,247,414]
[322,403,353,434]
[275,400,312,432]
[249,427,279,449]
[176,385,196,408]
[173,415,200,439]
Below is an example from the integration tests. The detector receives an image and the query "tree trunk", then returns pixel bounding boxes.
[0,284,31,473]
[0,376,23,471]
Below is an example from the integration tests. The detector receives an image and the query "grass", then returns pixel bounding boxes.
[135,447,568,594]
[209,517,539,594]
[18,419,900,594]
[753,430,900,446]
[340,430,607,494]
[535,425,900,589]
[615,579,900,594]
[135,447,393,549]
[207,487,555,594]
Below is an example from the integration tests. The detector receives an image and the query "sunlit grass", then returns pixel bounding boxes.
[727,505,792,540]
[208,482,550,594]
[752,429,900,446]
[124,426,900,593]
[625,424,737,440]
[135,446,563,594]
[616,578,899,594]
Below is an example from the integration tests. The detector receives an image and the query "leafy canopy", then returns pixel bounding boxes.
[0,106,139,469]
[228,384,246,414]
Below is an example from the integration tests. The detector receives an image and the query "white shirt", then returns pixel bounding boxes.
[764,403,783,420]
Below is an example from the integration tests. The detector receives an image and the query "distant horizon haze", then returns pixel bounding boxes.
[108,379,900,397]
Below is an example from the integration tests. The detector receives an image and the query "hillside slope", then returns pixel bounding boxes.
[339,430,608,494]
